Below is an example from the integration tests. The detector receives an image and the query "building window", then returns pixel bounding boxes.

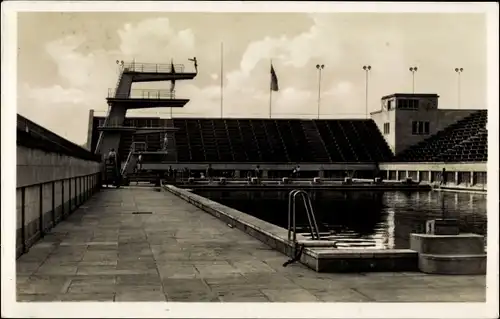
[383,123,390,135]
[387,100,393,110]
[412,121,430,135]
[397,99,419,110]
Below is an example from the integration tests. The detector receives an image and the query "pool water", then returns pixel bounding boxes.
[193,190,487,249]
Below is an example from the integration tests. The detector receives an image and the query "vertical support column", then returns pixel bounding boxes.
[455,171,459,185]
[21,187,26,254]
[62,178,65,218]
[471,172,476,186]
[39,184,44,238]
[428,170,432,183]
[51,181,55,228]
[74,177,78,207]
[416,171,421,182]
[79,176,83,204]
[395,170,399,180]
[69,177,72,211]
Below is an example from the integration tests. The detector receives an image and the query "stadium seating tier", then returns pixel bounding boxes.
[394,110,487,162]
[91,111,487,164]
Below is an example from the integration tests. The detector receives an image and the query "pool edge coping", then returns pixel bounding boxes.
[162,184,418,272]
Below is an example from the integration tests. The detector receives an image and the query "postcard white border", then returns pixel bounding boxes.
[1,2,498,318]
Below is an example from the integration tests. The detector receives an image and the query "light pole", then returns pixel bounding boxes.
[409,66,418,93]
[316,64,325,119]
[363,65,372,119]
[455,67,464,108]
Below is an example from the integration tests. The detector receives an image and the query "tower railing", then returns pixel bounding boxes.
[122,62,185,73]
[108,88,176,99]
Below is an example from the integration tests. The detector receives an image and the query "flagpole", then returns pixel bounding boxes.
[269,59,272,119]
[220,42,224,119]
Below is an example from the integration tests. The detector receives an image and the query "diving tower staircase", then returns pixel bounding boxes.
[94,60,197,167]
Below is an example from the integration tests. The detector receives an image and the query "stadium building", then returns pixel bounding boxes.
[87,61,487,190]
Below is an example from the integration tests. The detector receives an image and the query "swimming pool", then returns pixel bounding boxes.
[192,190,487,250]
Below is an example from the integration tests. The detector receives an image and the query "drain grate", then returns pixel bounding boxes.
[132,211,153,215]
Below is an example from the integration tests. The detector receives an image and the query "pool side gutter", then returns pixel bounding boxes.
[163,185,418,273]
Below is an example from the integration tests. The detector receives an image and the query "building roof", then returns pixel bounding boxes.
[381,93,440,100]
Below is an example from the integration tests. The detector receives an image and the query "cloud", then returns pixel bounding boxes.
[18,14,487,144]
[24,84,87,105]
[117,18,196,62]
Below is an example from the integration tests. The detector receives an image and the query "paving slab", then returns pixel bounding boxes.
[16,187,486,302]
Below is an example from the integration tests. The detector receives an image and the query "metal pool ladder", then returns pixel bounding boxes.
[288,190,321,243]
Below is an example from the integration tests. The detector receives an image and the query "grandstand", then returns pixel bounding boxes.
[87,60,487,189]
[171,119,393,163]
[394,110,487,162]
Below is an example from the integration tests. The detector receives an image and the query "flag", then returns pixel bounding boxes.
[170,60,176,93]
[270,64,279,91]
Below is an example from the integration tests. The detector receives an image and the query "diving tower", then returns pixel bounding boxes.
[95,60,197,158]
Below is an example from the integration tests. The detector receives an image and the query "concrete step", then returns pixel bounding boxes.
[418,253,486,275]
[410,233,485,255]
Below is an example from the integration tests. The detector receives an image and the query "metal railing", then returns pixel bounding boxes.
[288,190,321,244]
[121,62,185,73]
[16,172,101,258]
[121,142,148,175]
[97,119,173,129]
[108,88,176,99]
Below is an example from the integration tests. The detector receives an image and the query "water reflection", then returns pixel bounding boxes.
[193,190,487,249]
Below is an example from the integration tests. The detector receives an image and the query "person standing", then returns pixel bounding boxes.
[254,165,261,178]
[108,148,117,163]
[206,164,213,182]
[137,153,143,171]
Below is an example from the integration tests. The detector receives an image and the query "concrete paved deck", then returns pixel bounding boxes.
[16,187,486,302]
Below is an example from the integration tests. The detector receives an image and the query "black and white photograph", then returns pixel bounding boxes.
[1,1,498,318]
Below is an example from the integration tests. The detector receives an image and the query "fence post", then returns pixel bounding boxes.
[78,177,81,204]
[39,184,44,238]
[69,177,72,212]
[51,181,55,228]
[21,187,26,254]
[61,178,65,219]
[74,177,77,207]
[76,177,79,206]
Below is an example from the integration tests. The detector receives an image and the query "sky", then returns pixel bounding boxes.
[17,12,487,145]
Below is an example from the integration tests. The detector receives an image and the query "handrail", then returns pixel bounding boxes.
[122,62,185,73]
[287,189,321,244]
[121,142,148,175]
[16,172,101,258]
[108,88,176,99]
